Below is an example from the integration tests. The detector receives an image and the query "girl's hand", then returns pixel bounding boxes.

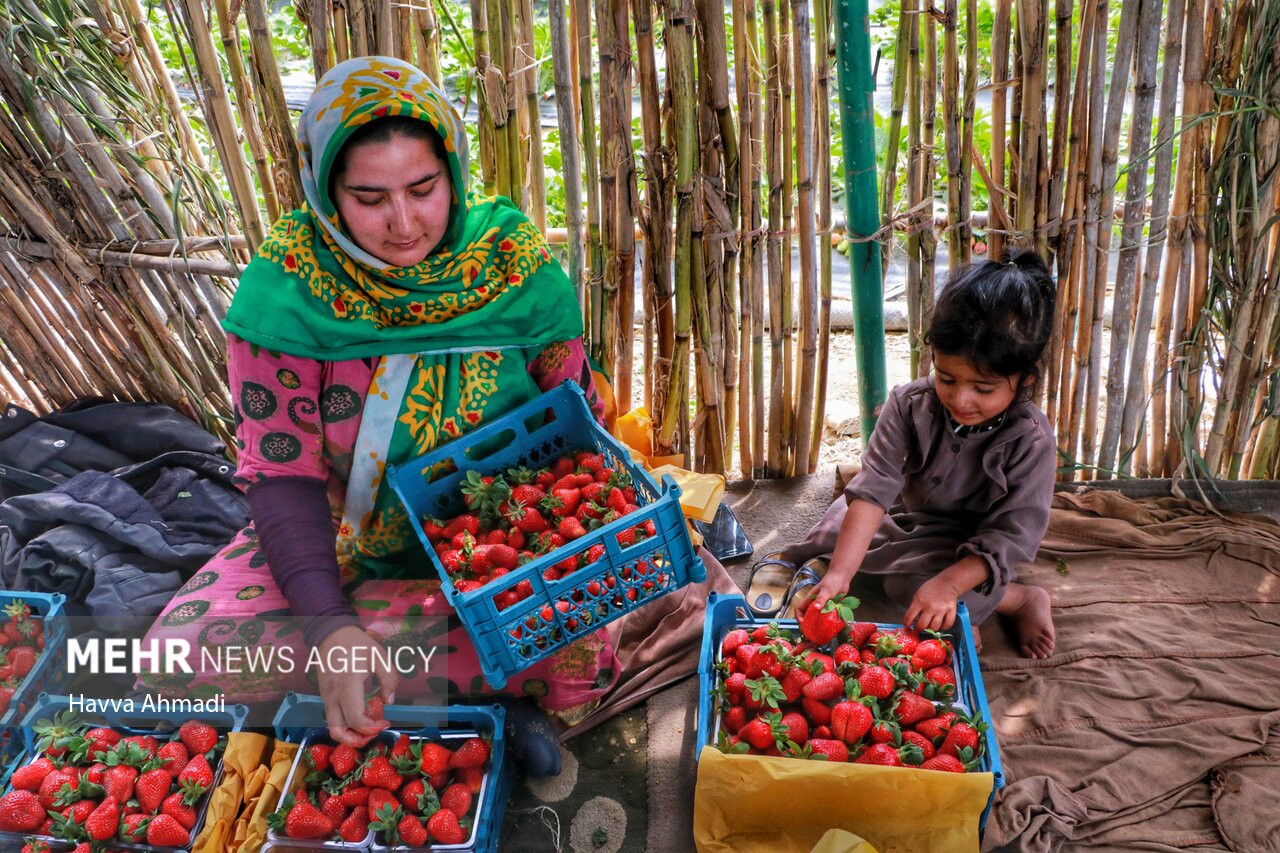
[793,567,854,615]
[904,576,961,632]
[317,625,398,747]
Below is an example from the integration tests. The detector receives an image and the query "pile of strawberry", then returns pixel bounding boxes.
[0,713,224,849]
[713,595,988,772]
[423,449,662,611]
[0,599,49,718]
[269,730,491,847]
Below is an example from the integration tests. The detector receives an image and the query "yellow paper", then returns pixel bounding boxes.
[649,464,726,523]
[811,829,881,853]
[236,740,299,850]
[693,747,992,853]
[194,732,267,853]
[614,406,654,459]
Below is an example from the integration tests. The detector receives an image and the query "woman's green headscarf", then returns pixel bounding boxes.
[223,56,581,360]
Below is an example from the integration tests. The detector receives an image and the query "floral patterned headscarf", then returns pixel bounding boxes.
[223,56,581,360]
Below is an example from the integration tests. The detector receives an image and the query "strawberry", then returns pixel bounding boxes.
[146,813,192,846]
[854,742,924,766]
[799,594,857,645]
[940,721,983,759]
[720,628,751,658]
[118,812,149,842]
[857,665,895,699]
[336,784,371,808]
[901,730,938,761]
[471,544,519,572]
[283,798,334,840]
[806,739,850,762]
[10,756,55,791]
[439,549,466,576]
[83,726,122,759]
[449,737,491,769]
[156,741,190,775]
[545,487,582,518]
[869,717,901,745]
[305,743,332,773]
[584,543,606,564]
[0,790,45,831]
[179,717,216,753]
[738,716,782,750]
[922,754,969,773]
[552,455,577,478]
[830,698,875,744]
[833,643,861,668]
[441,514,481,540]
[398,778,431,813]
[122,734,159,757]
[417,741,453,777]
[7,647,35,678]
[103,764,139,803]
[421,516,447,542]
[427,807,468,844]
[398,812,430,845]
[365,787,399,822]
[892,691,936,726]
[514,580,535,599]
[85,797,121,841]
[922,665,958,699]
[506,503,549,534]
[441,782,472,816]
[914,711,959,742]
[510,484,545,508]
[779,664,816,703]
[454,765,485,793]
[178,753,214,789]
[330,801,366,839]
[135,767,174,813]
[158,791,197,830]
[910,636,950,671]
[331,743,361,777]
[361,755,403,791]
[776,711,810,747]
[801,696,833,727]
[849,620,878,648]
[320,791,348,825]
[84,762,107,785]
[801,671,845,702]
[557,516,588,540]
[36,769,74,810]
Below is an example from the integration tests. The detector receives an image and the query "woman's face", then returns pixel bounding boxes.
[332,133,451,268]
[932,351,1027,427]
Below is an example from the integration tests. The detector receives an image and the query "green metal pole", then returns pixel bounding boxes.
[833,0,888,438]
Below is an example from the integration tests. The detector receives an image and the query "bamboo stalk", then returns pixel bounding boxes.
[0,236,245,277]
[881,3,911,278]
[212,0,280,223]
[551,0,584,302]
[1097,0,1161,476]
[416,5,441,82]
[1151,0,1206,475]
[1015,0,1046,249]
[905,0,922,377]
[920,0,937,368]
[942,0,963,267]
[748,0,766,476]
[988,0,1011,261]
[763,0,784,475]
[310,0,331,79]
[779,0,795,474]
[173,0,266,249]
[790,0,817,473]
[517,0,546,232]
[244,0,303,213]
[810,0,833,473]
[1047,0,1073,256]
[960,0,976,262]
[658,0,697,463]
[733,0,756,474]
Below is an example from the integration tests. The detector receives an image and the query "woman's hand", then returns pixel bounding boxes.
[317,625,398,748]
[903,575,961,632]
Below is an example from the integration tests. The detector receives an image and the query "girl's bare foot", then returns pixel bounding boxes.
[996,582,1055,659]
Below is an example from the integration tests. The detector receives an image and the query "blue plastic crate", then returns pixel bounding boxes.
[4,692,249,852]
[695,592,1005,834]
[388,381,706,689]
[273,693,512,853]
[0,592,69,728]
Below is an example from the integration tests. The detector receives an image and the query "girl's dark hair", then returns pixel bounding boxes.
[330,116,448,186]
[924,250,1056,394]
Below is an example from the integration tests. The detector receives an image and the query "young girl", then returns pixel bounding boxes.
[787,251,1058,658]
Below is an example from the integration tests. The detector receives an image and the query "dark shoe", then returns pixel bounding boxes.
[781,557,830,619]
[500,698,563,777]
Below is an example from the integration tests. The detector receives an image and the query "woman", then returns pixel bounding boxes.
[138,57,616,774]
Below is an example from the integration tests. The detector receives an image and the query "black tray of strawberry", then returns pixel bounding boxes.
[0,707,234,853]
[268,727,492,851]
[696,592,1005,828]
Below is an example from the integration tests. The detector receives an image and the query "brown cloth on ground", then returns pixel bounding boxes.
[981,489,1280,852]
[561,546,739,739]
